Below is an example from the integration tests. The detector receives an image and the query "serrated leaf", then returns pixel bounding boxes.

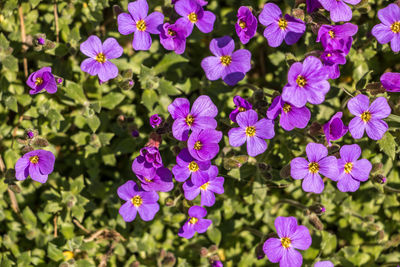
[5,96,18,112]
[87,115,100,133]
[101,92,125,109]
[377,132,396,160]
[22,207,37,227]
[47,243,64,262]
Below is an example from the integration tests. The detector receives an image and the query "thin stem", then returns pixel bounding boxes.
[18,5,28,78]
[53,0,59,42]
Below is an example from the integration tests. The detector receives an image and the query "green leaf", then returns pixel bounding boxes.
[153,53,189,74]
[5,96,18,112]
[47,243,64,262]
[87,115,101,133]
[3,56,18,71]
[377,132,396,160]
[101,92,125,109]
[207,227,221,245]
[157,78,181,96]
[63,82,87,104]
[141,89,158,111]
[71,132,90,146]
[22,207,37,227]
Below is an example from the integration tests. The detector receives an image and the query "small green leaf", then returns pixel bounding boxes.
[153,53,189,74]
[101,92,125,109]
[377,132,396,160]
[63,82,87,104]
[47,243,64,262]
[5,96,18,112]
[141,89,158,111]
[87,115,100,133]
[207,227,221,245]
[22,207,37,227]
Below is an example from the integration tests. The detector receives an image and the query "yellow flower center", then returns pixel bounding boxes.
[63,251,74,261]
[29,155,39,164]
[200,182,210,190]
[168,29,176,36]
[188,12,198,23]
[144,177,153,183]
[308,162,319,173]
[391,21,400,34]
[344,162,353,174]
[185,114,195,126]
[188,161,199,172]
[361,111,371,123]
[326,53,332,57]
[281,237,291,249]
[95,53,106,63]
[238,107,246,112]
[282,103,291,113]
[220,55,232,66]
[131,195,143,207]
[136,19,147,31]
[245,126,256,137]
[189,217,198,224]
[194,141,203,150]
[278,18,288,30]
[296,75,307,87]
[239,20,246,29]
[35,77,43,86]
[328,30,335,39]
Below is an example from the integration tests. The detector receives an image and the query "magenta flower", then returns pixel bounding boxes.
[228,110,275,157]
[187,129,222,161]
[117,181,159,222]
[381,72,400,92]
[132,147,163,178]
[314,261,334,267]
[347,94,391,140]
[182,166,224,207]
[37,37,45,45]
[117,0,164,50]
[212,261,223,267]
[267,96,311,131]
[15,149,55,183]
[371,4,400,53]
[80,36,123,82]
[159,21,187,54]
[26,67,57,95]
[172,148,211,185]
[263,216,312,267]
[258,3,306,47]
[320,50,347,80]
[229,96,253,123]
[201,36,251,86]
[290,143,338,194]
[336,144,372,192]
[168,95,218,141]
[318,0,361,22]
[323,112,348,146]
[307,0,322,13]
[172,0,207,5]
[235,6,257,44]
[150,114,162,128]
[136,166,174,192]
[178,206,212,239]
[317,23,358,55]
[282,56,330,108]
[174,0,215,36]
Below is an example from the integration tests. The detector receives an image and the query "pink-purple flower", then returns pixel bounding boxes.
[15,149,55,183]
[318,0,361,22]
[178,206,212,239]
[230,96,252,123]
[26,67,58,95]
[314,261,334,267]
[307,0,322,13]
[381,72,400,92]
[323,112,348,146]
[317,23,358,54]
[136,166,174,192]
[172,148,211,185]
[235,6,257,44]
[187,129,222,161]
[320,50,347,80]
[150,114,162,128]
[159,21,188,54]
[371,4,400,53]
[132,146,163,178]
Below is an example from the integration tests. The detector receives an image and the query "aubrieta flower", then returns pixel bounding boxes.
[159,21,187,54]
[381,72,400,92]
[178,206,212,239]
[132,146,163,178]
[183,166,224,207]
[307,0,322,13]
[314,261,334,267]
[201,36,251,86]
[168,95,218,141]
[188,129,222,161]
[172,0,207,5]
[323,112,348,146]
[174,0,216,36]
[230,96,252,123]
[136,166,174,192]
[80,36,123,82]
[212,261,223,267]
[318,0,361,22]
[117,0,164,50]
[320,50,346,80]
[26,67,58,95]
[317,23,358,55]
[282,56,330,108]
[347,94,391,140]
[258,3,306,47]
[228,110,275,157]
[37,37,45,45]
[150,114,162,128]
[117,181,159,222]
[336,144,372,192]
[15,149,55,183]
[263,216,312,267]
[372,4,400,53]
[290,143,338,194]
[267,95,311,131]
[235,6,257,44]
[172,148,211,185]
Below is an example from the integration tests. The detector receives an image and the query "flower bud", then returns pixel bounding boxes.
[371,163,383,173]
[308,204,326,215]
[200,247,208,257]
[43,40,56,50]
[162,252,176,267]
[33,137,49,147]
[122,69,133,79]
[373,175,386,184]
[208,245,218,253]
[165,197,174,206]
[309,121,323,136]
[131,130,139,138]
[255,243,265,260]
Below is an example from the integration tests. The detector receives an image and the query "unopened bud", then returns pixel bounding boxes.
[373,175,386,184]
[33,137,49,147]
[309,122,323,136]
[122,69,133,79]
[255,243,265,260]
[120,79,134,90]
[43,40,56,50]
[371,163,383,173]
[130,261,140,267]
[22,145,34,153]
[57,77,64,84]
[163,252,176,267]
[308,204,326,215]
[327,144,340,155]
[212,260,223,267]
[9,184,21,194]
[200,247,208,257]
[209,245,218,253]
[366,82,386,95]
[280,164,291,179]
[165,197,174,206]
[131,130,139,138]
[292,8,304,20]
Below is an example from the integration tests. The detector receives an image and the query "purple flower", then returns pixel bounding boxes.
[317,23,358,55]
[37,37,45,45]
[132,146,163,178]
[159,21,187,54]
[131,130,139,138]
[314,261,334,267]
[80,36,123,82]
[26,67,58,95]
[117,0,164,50]
[371,4,400,53]
[235,6,257,44]
[258,3,306,47]
[150,114,162,128]
[178,206,212,239]
[347,94,391,140]
[172,0,208,5]
[56,77,63,84]
[228,110,275,157]
[212,261,223,267]
[136,166,174,192]
[320,50,346,80]
[263,216,312,267]
[307,0,323,13]
[290,143,338,194]
[323,112,348,146]
[282,56,330,108]
[168,95,218,141]
[182,166,224,207]
[201,36,251,86]
[318,0,361,22]
[172,148,211,185]
[188,129,222,161]
[381,72,400,92]
[336,144,372,192]
[174,0,215,36]
[27,131,35,139]
[229,96,253,123]
[117,181,159,222]
[267,96,311,131]
[15,149,55,183]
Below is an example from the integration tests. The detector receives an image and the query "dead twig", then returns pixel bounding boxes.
[53,0,59,42]
[18,5,28,78]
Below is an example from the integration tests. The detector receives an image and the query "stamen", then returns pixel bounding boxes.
[188,12,198,23]
[238,107,246,112]
[188,161,199,172]
[95,53,106,63]
[131,195,143,207]
[278,18,288,30]
[391,21,400,33]
[282,103,291,113]
[344,162,353,174]
[200,182,210,190]
[296,75,307,87]
[328,30,335,39]
[189,217,198,224]
[308,162,319,174]
[185,114,195,126]
[194,141,202,150]
[168,29,176,36]
[239,20,246,29]
[29,155,39,164]
[281,237,291,249]
[245,126,256,137]
[136,19,147,31]
[360,111,371,123]
[35,77,43,86]
[220,55,232,66]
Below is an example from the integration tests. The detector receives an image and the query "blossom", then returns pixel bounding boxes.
[307,0,322,13]
[159,21,187,54]
[235,6,257,44]
[172,148,211,185]
[168,95,218,141]
[228,110,275,157]
[117,0,164,50]
[267,96,311,131]
[282,56,330,108]
[381,72,400,92]
[137,166,174,192]
[263,216,312,267]
[15,149,55,183]
[314,261,334,267]
[229,96,253,123]
[174,0,215,36]
[182,166,224,207]
[172,0,207,5]
[323,112,348,146]
[150,114,162,128]
[26,67,58,95]
[132,147,163,178]
[347,94,391,140]
[318,0,361,22]
[317,23,358,54]
[80,36,123,82]
[258,3,306,47]
[37,37,45,45]
[188,129,222,161]
[320,50,346,79]
[201,36,251,86]
[117,181,159,222]
[178,206,212,239]
[290,143,338,194]
[212,261,223,267]
[371,4,400,53]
